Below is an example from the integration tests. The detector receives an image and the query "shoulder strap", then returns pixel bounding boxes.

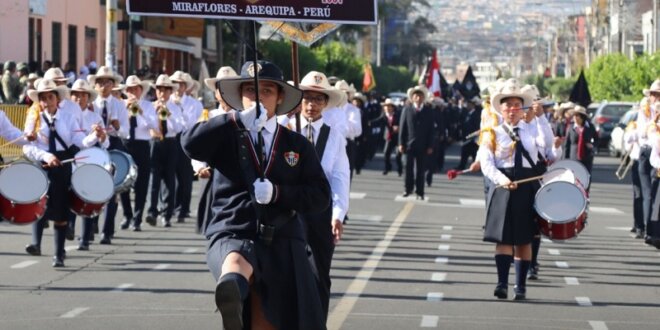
[315,124,331,160]
[501,124,541,172]
[42,113,72,152]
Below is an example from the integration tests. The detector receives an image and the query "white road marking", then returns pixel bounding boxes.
[541,238,553,244]
[435,257,449,264]
[153,263,171,271]
[112,283,134,292]
[426,202,482,209]
[440,234,452,240]
[349,192,366,199]
[459,198,485,207]
[10,260,38,269]
[438,244,450,251]
[576,296,593,306]
[442,226,453,231]
[590,207,624,215]
[327,203,414,330]
[426,292,444,302]
[60,307,90,318]
[565,277,580,285]
[431,273,447,282]
[64,245,78,252]
[556,261,570,269]
[182,248,199,254]
[351,214,383,222]
[394,195,429,202]
[589,320,608,330]
[420,315,439,327]
[605,226,633,231]
[548,249,561,256]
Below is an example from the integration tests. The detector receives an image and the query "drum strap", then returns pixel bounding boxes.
[314,124,331,161]
[502,125,546,175]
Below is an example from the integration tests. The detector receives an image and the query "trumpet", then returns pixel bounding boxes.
[615,147,634,180]
[158,105,170,120]
[127,100,141,116]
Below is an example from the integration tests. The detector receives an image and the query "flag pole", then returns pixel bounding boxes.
[291,42,301,133]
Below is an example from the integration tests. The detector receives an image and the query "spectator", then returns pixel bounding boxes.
[2,61,21,103]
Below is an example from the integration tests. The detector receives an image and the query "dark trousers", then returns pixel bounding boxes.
[426,140,445,185]
[103,138,131,237]
[355,138,368,173]
[457,141,478,169]
[302,207,335,317]
[174,134,194,219]
[405,149,427,196]
[383,139,402,174]
[638,147,654,231]
[125,140,151,225]
[149,138,178,220]
[346,139,356,180]
[631,160,644,230]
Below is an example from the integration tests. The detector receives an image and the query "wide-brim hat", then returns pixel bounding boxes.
[298,71,344,109]
[88,66,123,86]
[490,78,533,112]
[112,84,126,93]
[352,93,367,104]
[407,85,429,100]
[381,98,396,107]
[27,73,40,81]
[28,78,69,101]
[649,79,660,94]
[190,80,201,96]
[154,74,179,89]
[44,68,69,82]
[219,60,303,116]
[204,66,238,90]
[170,71,193,90]
[70,79,98,100]
[124,75,152,99]
[521,84,541,101]
[572,105,589,118]
[335,80,355,101]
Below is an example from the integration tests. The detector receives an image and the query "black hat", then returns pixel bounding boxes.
[219,60,303,116]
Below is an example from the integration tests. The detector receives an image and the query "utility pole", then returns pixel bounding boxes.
[105,0,118,70]
[654,0,658,53]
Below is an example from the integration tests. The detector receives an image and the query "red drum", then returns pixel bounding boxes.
[0,162,49,225]
[69,164,114,217]
[548,159,591,190]
[534,177,588,240]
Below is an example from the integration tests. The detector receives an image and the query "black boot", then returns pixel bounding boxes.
[215,273,249,330]
[514,259,531,300]
[494,254,512,299]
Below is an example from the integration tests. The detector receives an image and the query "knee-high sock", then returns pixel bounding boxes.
[53,225,66,259]
[531,237,541,267]
[31,219,45,246]
[220,272,249,301]
[81,217,94,245]
[515,259,531,292]
[495,254,513,287]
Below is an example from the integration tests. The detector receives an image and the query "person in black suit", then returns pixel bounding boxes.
[399,85,436,199]
[567,105,597,177]
[381,98,402,176]
[456,97,482,170]
[426,97,448,186]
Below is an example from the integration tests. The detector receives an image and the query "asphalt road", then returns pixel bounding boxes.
[1,146,659,330]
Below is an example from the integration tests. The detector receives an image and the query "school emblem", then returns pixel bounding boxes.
[284,151,299,167]
[247,63,263,77]
[314,75,323,84]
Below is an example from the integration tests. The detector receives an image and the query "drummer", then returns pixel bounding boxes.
[23,78,106,267]
[478,78,539,300]
[70,79,109,250]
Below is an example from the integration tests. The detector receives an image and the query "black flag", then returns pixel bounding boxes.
[456,66,481,99]
[569,70,592,107]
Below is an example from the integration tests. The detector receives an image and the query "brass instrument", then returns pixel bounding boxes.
[127,101,141,116]
[615,147,634,180]
[157,104,170,120]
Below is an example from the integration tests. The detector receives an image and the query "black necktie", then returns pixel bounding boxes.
[45,115,57,153]
[129,116,137,141]
[306,124,314,144]
[513,127,523,173]
[102,100,108,126]
[160,118,168,137]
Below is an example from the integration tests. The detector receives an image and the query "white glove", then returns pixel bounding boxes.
[253,178,274,204]
[239,102,268,132]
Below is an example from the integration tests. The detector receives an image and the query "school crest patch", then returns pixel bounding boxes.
[284,151,299,167]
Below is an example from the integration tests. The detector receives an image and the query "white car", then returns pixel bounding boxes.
[609,109,638,157]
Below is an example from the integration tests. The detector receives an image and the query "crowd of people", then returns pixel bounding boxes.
[2,53,660,329]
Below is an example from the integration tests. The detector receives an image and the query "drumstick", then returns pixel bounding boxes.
[496,174,545,188]
[0,135,26,148]
[40,156,90,168]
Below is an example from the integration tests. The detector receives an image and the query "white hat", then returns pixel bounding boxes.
[112,84,125,92]
[204,66,238,90]
[27,73,40,81]
[521,84,541,101]
[170,71,193,90]
[27,78,69,101]
[352,92,367,104]
[490,78,533,112]
[43,68,69,82]
[70,79,98,100]
[87,66,123,86]
[648,79,660,94]
[298,71,344,109]
[189,80,201,97]
[572,105,589,117]
[407,85,429,101]
[381,98,396,107]
[124,75,152,99]
[154,74,179,89]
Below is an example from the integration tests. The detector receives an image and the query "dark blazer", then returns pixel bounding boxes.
[398,103,436,153]
[566,121,597,164]
[460,107,481,141]
[181,112,331,239]
[383,110,401,144]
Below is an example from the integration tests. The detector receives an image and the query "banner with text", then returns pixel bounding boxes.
[127,0,377,25]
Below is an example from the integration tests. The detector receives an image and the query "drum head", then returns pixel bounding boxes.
[541,168,576,185]
[71,164,114,203]
[109,150,133,187]
[535,181,587,223]
[0,163,48,203]
[74,147,111,170]
[549,159,590,188]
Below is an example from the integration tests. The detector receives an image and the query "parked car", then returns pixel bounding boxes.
[591,102,635,151]
[609,109,638,157]
[387,92,407,107]
[587,103,600,117]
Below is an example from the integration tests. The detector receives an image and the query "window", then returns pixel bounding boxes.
[68,25,78,70]
[52,22,62,66]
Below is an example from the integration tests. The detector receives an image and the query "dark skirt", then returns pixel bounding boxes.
[483,167,538,245]
[44,150,73,221]
[196,172,214,234]
[206,219,326,330]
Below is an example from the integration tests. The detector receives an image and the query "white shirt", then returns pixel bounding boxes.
[322,106,349,139]
[23,108,97,162]
[80,105,110,149]
[126,99,158,141]
[479,121,541,186]
[532,115,561,162]
[0,110,27,145]
[172,94,204,130]
[340,102,362,139]
[636,104,656,148]
[59,98,83,126]
[153,100,186,138]
[624,125,640,160]
[296,115,350,222]
[93,94,129,139]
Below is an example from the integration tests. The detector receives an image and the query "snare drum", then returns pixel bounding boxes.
[70,164,114,217]
[541,168,577,185]
[109,150,137,193]
[548,159,591,189]
[73,147,111,171]
[534,181,588,240]
[0,162,49,225]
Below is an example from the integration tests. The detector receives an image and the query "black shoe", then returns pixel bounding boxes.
[120,218,130,230]
[52,257,64,268]
[513,286,526,300]
[65,227,75,241]
[402,192,411,197]
[43,221,50,229]
[416,194,425,200]
[527,266,538,280]
[215,279,244,330]
[177,217,185,223]
[131,225,142,232]
[493,286,507,299]
[25,244,41,256]
[635,229,645,239]
[382,170,389,175]
[77,244,89,251]
[630,227,637,233]
[99,235,111,245]
[645,236,654,246]
[161,218,172,228]
[145,215,157,227]
[398,170,403,177]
